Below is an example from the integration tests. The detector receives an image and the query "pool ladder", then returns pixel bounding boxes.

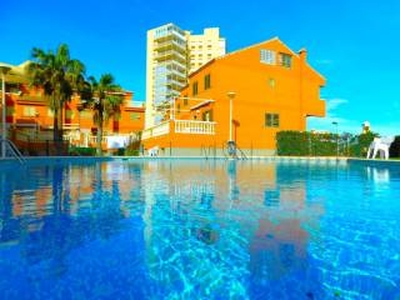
[223,141,248,160]
[0,138,26,164]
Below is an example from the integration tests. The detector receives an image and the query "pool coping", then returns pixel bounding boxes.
[1,156,399,168]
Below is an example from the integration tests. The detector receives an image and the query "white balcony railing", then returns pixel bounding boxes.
[142,121,171,140]
[175,120,216,135]
[141,120,216,140]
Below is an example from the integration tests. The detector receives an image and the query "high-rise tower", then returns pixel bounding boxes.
[145,23,226,129]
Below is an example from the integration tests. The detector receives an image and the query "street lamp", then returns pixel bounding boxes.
[227,91,236,158]
[332,121,339,158]
[0,65,11,158]
[227,91,236,142]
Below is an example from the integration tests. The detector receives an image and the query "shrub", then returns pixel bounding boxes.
[276,131,309,156]
[389,136,400,158]
[125,148,140,156]
[68,146,96,156]
[350,131,377,157]
[276,131,337,156]
[276,130,378,157]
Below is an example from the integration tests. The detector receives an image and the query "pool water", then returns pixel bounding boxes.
[0,160,399,299]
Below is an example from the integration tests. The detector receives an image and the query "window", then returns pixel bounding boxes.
[23,106,37,117]
[202,109,213,121]
[279,53,292,68]
[130,113,141,120]
[260,49,276,65]
[6,106,14,117]
[183,95,188,106]
[268,78,276,88]
[177,103,181,114]
[65,109,74,119]
[204,74,211,90]
[265,113,279,128]
[192,81,198,96]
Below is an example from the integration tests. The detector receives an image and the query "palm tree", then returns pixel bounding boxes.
[84,74,124,156]
[26,44,86,146]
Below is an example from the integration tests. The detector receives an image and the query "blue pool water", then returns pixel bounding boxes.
[0,159,399,299]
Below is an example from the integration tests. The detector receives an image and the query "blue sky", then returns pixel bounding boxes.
[1,0,399,136]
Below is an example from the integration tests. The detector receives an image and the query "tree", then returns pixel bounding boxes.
[26,44,85,147]
[84,74,124,156]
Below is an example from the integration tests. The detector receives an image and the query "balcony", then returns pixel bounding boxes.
[142,120,216,140]
[155,50,186,64]
[142,121,170,140]
[154,30,185,43]
[155,40,186,53]
[175,120,216,135]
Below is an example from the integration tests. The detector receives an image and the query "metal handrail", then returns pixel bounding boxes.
[224,141,248,160]
[0,138,26,164]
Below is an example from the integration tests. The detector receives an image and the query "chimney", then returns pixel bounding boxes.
[299,48,307,61]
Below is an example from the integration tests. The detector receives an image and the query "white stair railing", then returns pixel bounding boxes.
[0,138,26,164]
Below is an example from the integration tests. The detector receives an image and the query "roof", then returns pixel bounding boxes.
[187,36,325,83]
[190,99,214,111]
[0,61,29,83]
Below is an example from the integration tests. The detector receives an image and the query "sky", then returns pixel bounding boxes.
[1,0,400,136]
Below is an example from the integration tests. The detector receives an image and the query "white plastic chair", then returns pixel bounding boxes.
[367,137,392,160]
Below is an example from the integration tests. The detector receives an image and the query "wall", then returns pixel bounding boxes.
[143,38,325,154]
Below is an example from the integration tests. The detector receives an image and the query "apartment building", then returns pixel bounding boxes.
[142,37,326,156]
[188,28,226,73]
[145,23,226,129]
[1,61,145,153]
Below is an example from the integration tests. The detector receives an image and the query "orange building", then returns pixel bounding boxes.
[1,61,145,154]
[142,37,325,156]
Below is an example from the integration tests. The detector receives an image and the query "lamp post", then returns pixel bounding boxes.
[0,65,11,158]
[332,121,339,158]
[227,91,236,142]
[227,91,236,158]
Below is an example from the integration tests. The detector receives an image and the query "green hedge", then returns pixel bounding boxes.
[276,130,377,157]
[389,136,400,158]
[68,146,97,156]
[348,131,376,157]
[276,131,336,156]
[124,148,140,156]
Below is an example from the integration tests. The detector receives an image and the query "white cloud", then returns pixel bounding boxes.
[308,97,399,136]
[315,59,333,65]
[326,98,348,111]
[308,97,361,134]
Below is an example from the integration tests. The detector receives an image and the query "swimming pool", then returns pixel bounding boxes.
[0,159,399,299]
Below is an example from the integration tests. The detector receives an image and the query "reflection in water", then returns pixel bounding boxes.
[366,166,390,183]
[196,224,219,244]
[0,160,399,299]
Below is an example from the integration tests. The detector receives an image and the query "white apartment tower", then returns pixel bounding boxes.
[188,28,226,73]
[145,23,226,129]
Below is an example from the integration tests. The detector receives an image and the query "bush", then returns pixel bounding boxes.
[276,131,337,156]
[124,139,142,156]
[389,136,400,158]
[125,148,140,156]
[276,131,309,156]
[68,146,96,156]
[349,131,377,157]
[276,130,378,157]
